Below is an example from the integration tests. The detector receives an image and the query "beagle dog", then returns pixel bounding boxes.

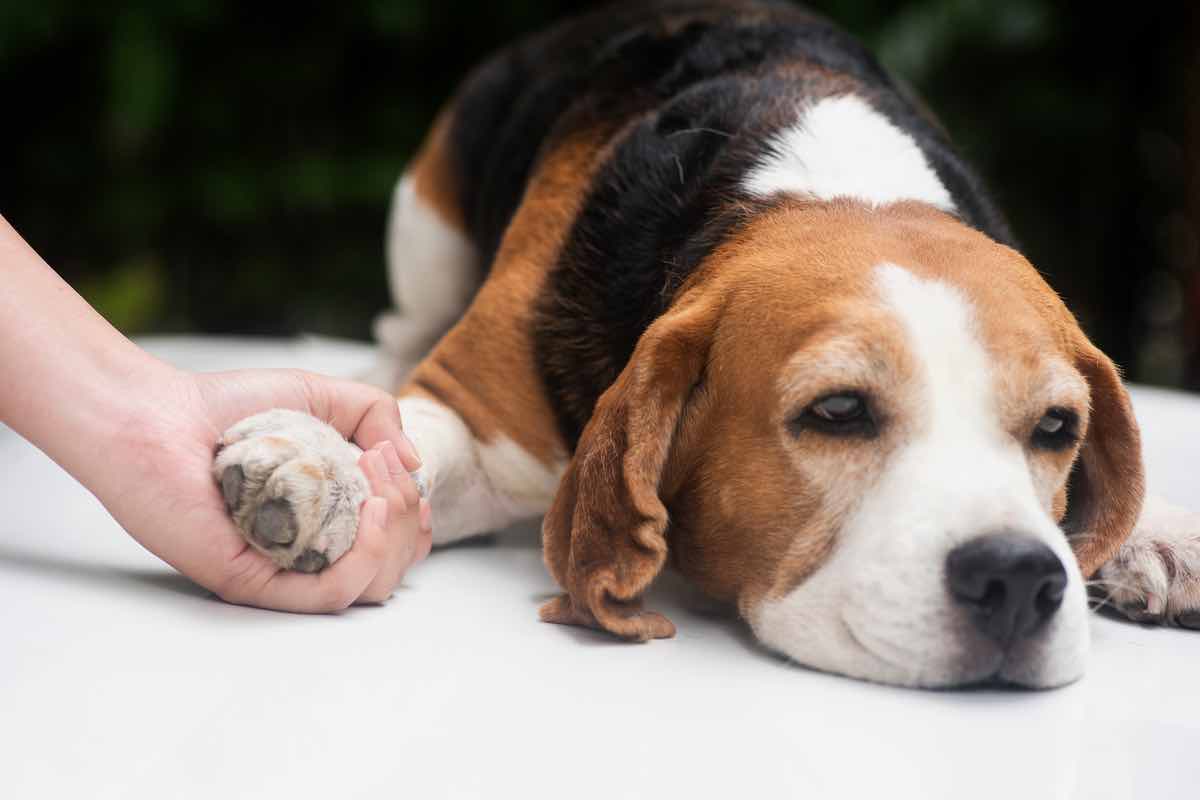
[213,0,1200,688]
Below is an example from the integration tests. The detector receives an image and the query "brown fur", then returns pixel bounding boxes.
[409,110,467,234]
[864,203,1145,576]
[1064,341,1145,576]
[399,125,619,465]
[388,39,1143,638]
[538,199,1145,639]
[540,290,724,640]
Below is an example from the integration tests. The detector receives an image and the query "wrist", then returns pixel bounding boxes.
[88,356,195,491]
[0,214,201,525]
[15,343,186,502]
[0,214,180,479]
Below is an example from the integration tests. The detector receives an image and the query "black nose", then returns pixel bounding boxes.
[945,533,1068,645]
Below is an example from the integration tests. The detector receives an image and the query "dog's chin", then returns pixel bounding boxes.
[925,647,1088,691]
[907,628,1090,691]
[750,599,1091,690]
[762,637,1088,691]
[992,630,1090,690]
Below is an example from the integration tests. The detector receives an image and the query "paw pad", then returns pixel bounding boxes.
[212,409,369,572]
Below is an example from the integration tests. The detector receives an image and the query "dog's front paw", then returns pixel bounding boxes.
[1097,496,1200,628]
[213,409,369,572]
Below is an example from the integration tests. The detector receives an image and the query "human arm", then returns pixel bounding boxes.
[0,213,431,610]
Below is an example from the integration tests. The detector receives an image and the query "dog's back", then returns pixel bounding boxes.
[407,0,1013,444]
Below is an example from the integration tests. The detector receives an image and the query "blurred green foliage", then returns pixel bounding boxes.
[2,0,1197,387]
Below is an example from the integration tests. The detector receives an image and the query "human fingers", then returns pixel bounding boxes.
[295,373,421,470]
[356,448,425,603]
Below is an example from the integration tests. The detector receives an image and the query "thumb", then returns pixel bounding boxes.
[294,371,422,471]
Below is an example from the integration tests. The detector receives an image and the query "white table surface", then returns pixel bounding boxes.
[2,336,1199,800]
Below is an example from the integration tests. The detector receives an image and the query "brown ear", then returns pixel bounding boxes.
[539,295,720,641]
[1064,340,1145,577]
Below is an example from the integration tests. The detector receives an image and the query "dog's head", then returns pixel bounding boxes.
[541,200,1143,688]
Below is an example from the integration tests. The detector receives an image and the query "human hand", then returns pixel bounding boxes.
[100,367,433,612]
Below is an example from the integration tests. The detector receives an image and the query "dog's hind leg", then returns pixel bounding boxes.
[364,112,481,392]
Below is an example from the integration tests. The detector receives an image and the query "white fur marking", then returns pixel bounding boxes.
[367,175,479,389]
[743,95,955,211]
[385,175,478,324]
[398,397,562,545]
[751,264,1088,687]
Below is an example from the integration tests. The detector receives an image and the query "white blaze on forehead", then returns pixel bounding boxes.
[742,94,955,211]
[875,263,997,439]
[871,262,1049,529]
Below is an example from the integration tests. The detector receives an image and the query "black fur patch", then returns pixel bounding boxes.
[447,1,1015,446]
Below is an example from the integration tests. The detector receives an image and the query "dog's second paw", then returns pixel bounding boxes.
[213,409,369,572]
[1096,496,1200,628]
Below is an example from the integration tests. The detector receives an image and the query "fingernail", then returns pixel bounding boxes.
[367,496,387,528]
[378,440,404,476]
[419,498,433,533]
[397,432,422,470]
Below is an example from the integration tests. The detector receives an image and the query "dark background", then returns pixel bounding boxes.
[4,1,1198,389]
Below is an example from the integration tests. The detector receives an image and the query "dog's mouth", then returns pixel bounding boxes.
[935,673,1053,692]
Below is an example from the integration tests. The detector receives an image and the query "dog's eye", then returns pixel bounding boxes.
[811,394,865,422]
[1031,408,1079,451]
[789,392,876,437]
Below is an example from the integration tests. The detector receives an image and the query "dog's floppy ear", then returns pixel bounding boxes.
[1064,339,1145,577]
[539,293,720,641]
